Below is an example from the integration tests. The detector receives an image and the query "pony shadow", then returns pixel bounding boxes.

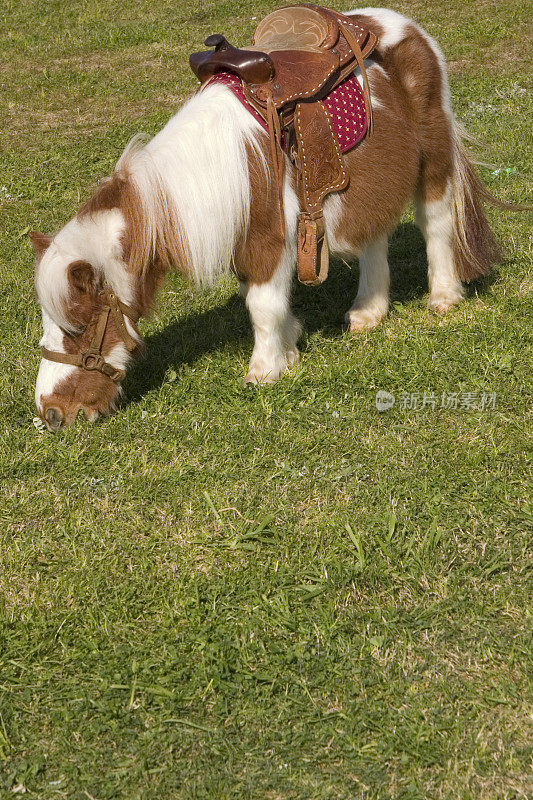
[123,222,493,404]
[124,294,251,403]
[290,222,431,333]
[387,221,499,300]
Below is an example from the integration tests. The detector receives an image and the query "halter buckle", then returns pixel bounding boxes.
[80,350,105,371]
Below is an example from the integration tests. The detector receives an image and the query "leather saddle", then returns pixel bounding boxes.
[190,4,378,285]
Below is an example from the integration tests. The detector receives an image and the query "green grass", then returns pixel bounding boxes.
[1,1,532,798]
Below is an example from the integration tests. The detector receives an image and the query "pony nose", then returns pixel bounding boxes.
[45,406,64,431]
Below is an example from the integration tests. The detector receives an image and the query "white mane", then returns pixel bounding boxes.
[116,83,267,284]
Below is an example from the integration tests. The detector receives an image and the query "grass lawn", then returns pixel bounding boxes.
[1,1,532,797]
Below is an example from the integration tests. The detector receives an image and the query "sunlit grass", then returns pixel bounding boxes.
[0,2,531,798]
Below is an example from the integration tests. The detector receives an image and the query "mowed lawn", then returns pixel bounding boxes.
[1,1,531,798]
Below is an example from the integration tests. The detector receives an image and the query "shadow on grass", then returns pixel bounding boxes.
[124,222,494,404]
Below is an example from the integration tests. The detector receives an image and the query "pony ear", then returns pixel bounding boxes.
[68,260,97,294]
[29,231,52,255]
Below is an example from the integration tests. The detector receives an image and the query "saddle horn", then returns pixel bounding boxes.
[204,34,231,51]
[190,36,275,85]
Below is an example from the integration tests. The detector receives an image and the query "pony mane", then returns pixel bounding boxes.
[114,84,268,284]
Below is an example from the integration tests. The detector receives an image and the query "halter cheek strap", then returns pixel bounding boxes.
[40,282,140,383]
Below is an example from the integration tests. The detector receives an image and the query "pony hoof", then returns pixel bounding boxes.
[345,308,384,332]
[243,350,299,386]
[243,372,276,386]
[285,347,300,367]
[428,292,462,314]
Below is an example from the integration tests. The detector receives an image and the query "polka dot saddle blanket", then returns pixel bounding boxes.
[205,71,368,154]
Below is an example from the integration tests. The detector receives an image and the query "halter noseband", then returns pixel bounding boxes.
[41,282,139,382]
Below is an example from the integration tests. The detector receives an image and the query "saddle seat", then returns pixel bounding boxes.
[190,5,379,285]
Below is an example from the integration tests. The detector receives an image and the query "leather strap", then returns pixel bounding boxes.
[338,20,373,135]
[40,282,139,382]
[40,344,127,382]
[106,286,138,351]
[266,90,286,237]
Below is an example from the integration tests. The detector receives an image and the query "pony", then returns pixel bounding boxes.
[32,6,508,430]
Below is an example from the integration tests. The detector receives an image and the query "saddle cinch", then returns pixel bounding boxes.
[190,4,378,285]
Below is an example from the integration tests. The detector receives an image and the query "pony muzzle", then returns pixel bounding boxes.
[45,406,64,431]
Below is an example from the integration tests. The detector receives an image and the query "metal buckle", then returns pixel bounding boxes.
[80,351,105,371]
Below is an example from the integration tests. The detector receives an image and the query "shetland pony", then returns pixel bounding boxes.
[33,7,506,430]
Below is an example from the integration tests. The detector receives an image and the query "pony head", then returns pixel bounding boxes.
[32,202,142,431]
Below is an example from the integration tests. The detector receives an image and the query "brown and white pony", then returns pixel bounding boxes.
[33,7,504,430]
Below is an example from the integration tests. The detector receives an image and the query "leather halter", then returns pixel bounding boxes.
[40,282,139,382]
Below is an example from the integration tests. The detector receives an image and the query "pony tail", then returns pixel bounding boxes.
[450,136,503,282]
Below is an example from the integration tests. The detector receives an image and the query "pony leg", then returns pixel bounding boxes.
[415,182,464,313]
[345,234,390,331]
[243,249,302,384]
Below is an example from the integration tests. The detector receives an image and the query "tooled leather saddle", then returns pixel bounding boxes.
[190,4,378,285]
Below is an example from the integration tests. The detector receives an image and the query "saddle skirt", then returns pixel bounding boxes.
[205,70,369,155]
